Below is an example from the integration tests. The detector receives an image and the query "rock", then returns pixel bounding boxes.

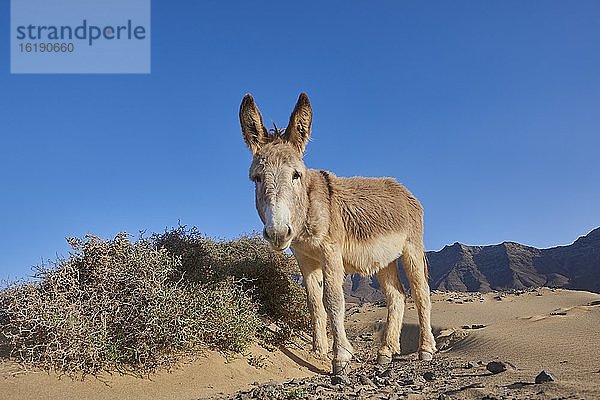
[359,374,375,386]
[373,375,386,386]
[234,392,252,400]
[486,361,507,374]
[535,370,556,384]
[378,368,394,378]
[423,371,435,381]
[461,324,486,330]
[466,361,478,369]
[377,353,392,365]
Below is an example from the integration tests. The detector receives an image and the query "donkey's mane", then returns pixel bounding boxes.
[268,123,287,139]
[256,123,290,147]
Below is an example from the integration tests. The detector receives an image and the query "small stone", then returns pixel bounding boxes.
[535,370,556,384]
[378,368,394,378]
[460,324,485,330]
[377,353,392,365]
[423,371,435,381]
[359,374,375,386]
[486,361,507,374]
[373,375,386,385]
[466,361,478,369]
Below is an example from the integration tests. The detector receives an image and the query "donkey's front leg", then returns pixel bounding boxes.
[321,246,353,375]
[293,251,328,356]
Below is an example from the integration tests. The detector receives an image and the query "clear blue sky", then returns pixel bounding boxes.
[1,1,599,281]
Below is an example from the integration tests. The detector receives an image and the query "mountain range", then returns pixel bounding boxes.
[343,227,600,302]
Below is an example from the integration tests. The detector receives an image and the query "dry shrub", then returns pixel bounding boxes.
[153,226,310,338]
[0,233,259,375]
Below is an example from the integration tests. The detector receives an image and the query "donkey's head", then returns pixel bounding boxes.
[240,93,312,251]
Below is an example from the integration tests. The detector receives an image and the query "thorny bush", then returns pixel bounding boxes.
[0,228,308,376]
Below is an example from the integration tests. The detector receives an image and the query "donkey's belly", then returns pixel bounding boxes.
[342,233,406,276]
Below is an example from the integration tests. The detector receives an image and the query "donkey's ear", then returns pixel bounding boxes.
[240,94,268,155]
[284,93,312,154]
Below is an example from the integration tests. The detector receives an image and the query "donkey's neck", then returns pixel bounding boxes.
[291,168,336,249]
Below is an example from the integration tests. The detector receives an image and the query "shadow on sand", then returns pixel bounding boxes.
[278,346,330,375]
[0,336,11,359]
[396,323,445,355]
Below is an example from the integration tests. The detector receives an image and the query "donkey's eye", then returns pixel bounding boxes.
[292,171,301,181]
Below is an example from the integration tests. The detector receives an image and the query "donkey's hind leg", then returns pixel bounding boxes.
[401,243,436,360]
[376,261,406,365]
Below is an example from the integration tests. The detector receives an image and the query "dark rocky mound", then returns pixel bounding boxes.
[344,227,600,301]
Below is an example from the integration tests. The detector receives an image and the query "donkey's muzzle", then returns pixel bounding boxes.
[263,224,293,250]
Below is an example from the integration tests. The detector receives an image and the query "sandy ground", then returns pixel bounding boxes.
[0,343,320,400]
[1,288,599,399]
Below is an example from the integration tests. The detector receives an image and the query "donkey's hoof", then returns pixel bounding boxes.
[376,353,391,365]
[419,351,433,361]
[332,361,351,376]
[331,373,350,385]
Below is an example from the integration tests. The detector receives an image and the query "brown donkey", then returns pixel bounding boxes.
[239,93,436,377]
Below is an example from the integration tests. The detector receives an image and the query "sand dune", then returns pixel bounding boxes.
[2,288,598,399]
[352,288,600,399]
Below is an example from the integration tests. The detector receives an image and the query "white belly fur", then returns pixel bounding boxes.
[342,232,407,276]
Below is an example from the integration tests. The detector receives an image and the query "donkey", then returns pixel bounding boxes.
[239,93,436,376]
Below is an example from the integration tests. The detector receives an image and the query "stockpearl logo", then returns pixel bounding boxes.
[11,0,151,74]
